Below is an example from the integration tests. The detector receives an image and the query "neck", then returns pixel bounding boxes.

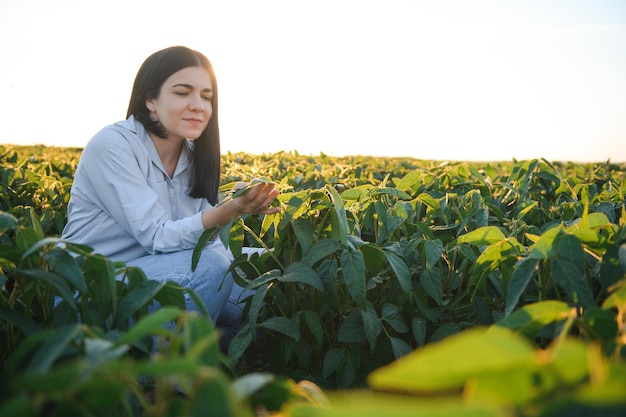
[149,133,183,178]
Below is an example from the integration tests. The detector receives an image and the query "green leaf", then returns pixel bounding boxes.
[361,302,382,352]
[423,239,443,270]
[411,316,427,347]
[0,307,41,336]
[258,316,300,340]
[528,226,562,259]
[326,184,348,247]
[323,348,346,378]
[0,211,18,232]
[301,238,340,267]
[505,257,539,316]
[182,313,220,367]
[382,303,409,333]
[231,372,275,401]
[551,234,595,309]
[19,269,76,309]
[278,261,324,291]
[222,217,243,258]
[395,170,423,192]
[338,308,366,343]
[383,250,411,294]
[190,370,237,417]
[227,321,254,364]
[419,269,442,306]
[192,227,218,272]
[27,324,81,374]
[457,226,506,246]
[154,280,187,310]
[85,337,128,361]
[603,285,626,310]
[416,192,440,211]
[43,248,87,293]
[389,337,412,359]
[582,307,618,341]
[113,280,166,327]
[0,394,37,417]
[360,243,385,275]
[497,300,573,339]
[114,306,181,346]
[292,218,314,255]
[368,326,535,392]
[83,254,116,315]
[341,249,367,307]
[300,310,324,346]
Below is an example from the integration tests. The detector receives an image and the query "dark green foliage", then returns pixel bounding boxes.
[2,145,626,416]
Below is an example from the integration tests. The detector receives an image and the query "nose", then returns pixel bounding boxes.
[189,94,206,111]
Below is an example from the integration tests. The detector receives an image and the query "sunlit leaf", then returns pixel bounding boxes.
[497,300,573,339]
[368,326,535,392]
[457,226,506,246]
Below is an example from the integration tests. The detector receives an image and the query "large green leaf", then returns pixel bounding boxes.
[457,226,506,246]
[19,269,76,310]
[113,280,166,327]
[258,316,300,340]
[505,257,539,316]
[114,306,181,346]
[341,249,367,307]
[382,303,408,333]
[528,226,562,260]
[338,308,366,343]
[419,269,442,306]
[361,302,382,352]
[27,324,82,374]
[300,310,324,346]
[182,314,220,367]
[359,243,385,275]
[497,300,573,339]
[383,250,411,294]
[551,234,595,309]
[368,326,535,392]
[286,393,504,417]
[292,218,314,255]
[326,184,348,247]
[43,248,86,293]
[423,239,443,270]
[301,238,340,267]
[82,254,117,315]
[279,261,324,291]
[222,217,244,258]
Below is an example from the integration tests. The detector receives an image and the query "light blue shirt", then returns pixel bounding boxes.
[62,116,211,262]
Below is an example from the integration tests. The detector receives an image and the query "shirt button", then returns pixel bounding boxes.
[170,189,175,194]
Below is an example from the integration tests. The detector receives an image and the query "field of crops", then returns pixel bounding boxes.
[2,144,626,416]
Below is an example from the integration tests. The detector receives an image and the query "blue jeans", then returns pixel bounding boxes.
[126,241,259,347]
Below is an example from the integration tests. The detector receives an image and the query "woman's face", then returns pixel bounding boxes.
[146,66,213,141]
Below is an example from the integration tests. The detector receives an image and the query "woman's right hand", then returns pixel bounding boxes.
[233,181,281,215]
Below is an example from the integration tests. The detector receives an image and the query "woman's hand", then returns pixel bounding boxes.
[233,181,281,215]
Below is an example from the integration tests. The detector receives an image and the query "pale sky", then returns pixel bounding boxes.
[1,0,625,162]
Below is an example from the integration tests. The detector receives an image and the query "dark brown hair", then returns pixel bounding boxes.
[127,46,220,204]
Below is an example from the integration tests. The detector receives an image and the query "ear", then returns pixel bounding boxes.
[146,99,156,112]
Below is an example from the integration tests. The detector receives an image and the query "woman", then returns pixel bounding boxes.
[61,46,280,344]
